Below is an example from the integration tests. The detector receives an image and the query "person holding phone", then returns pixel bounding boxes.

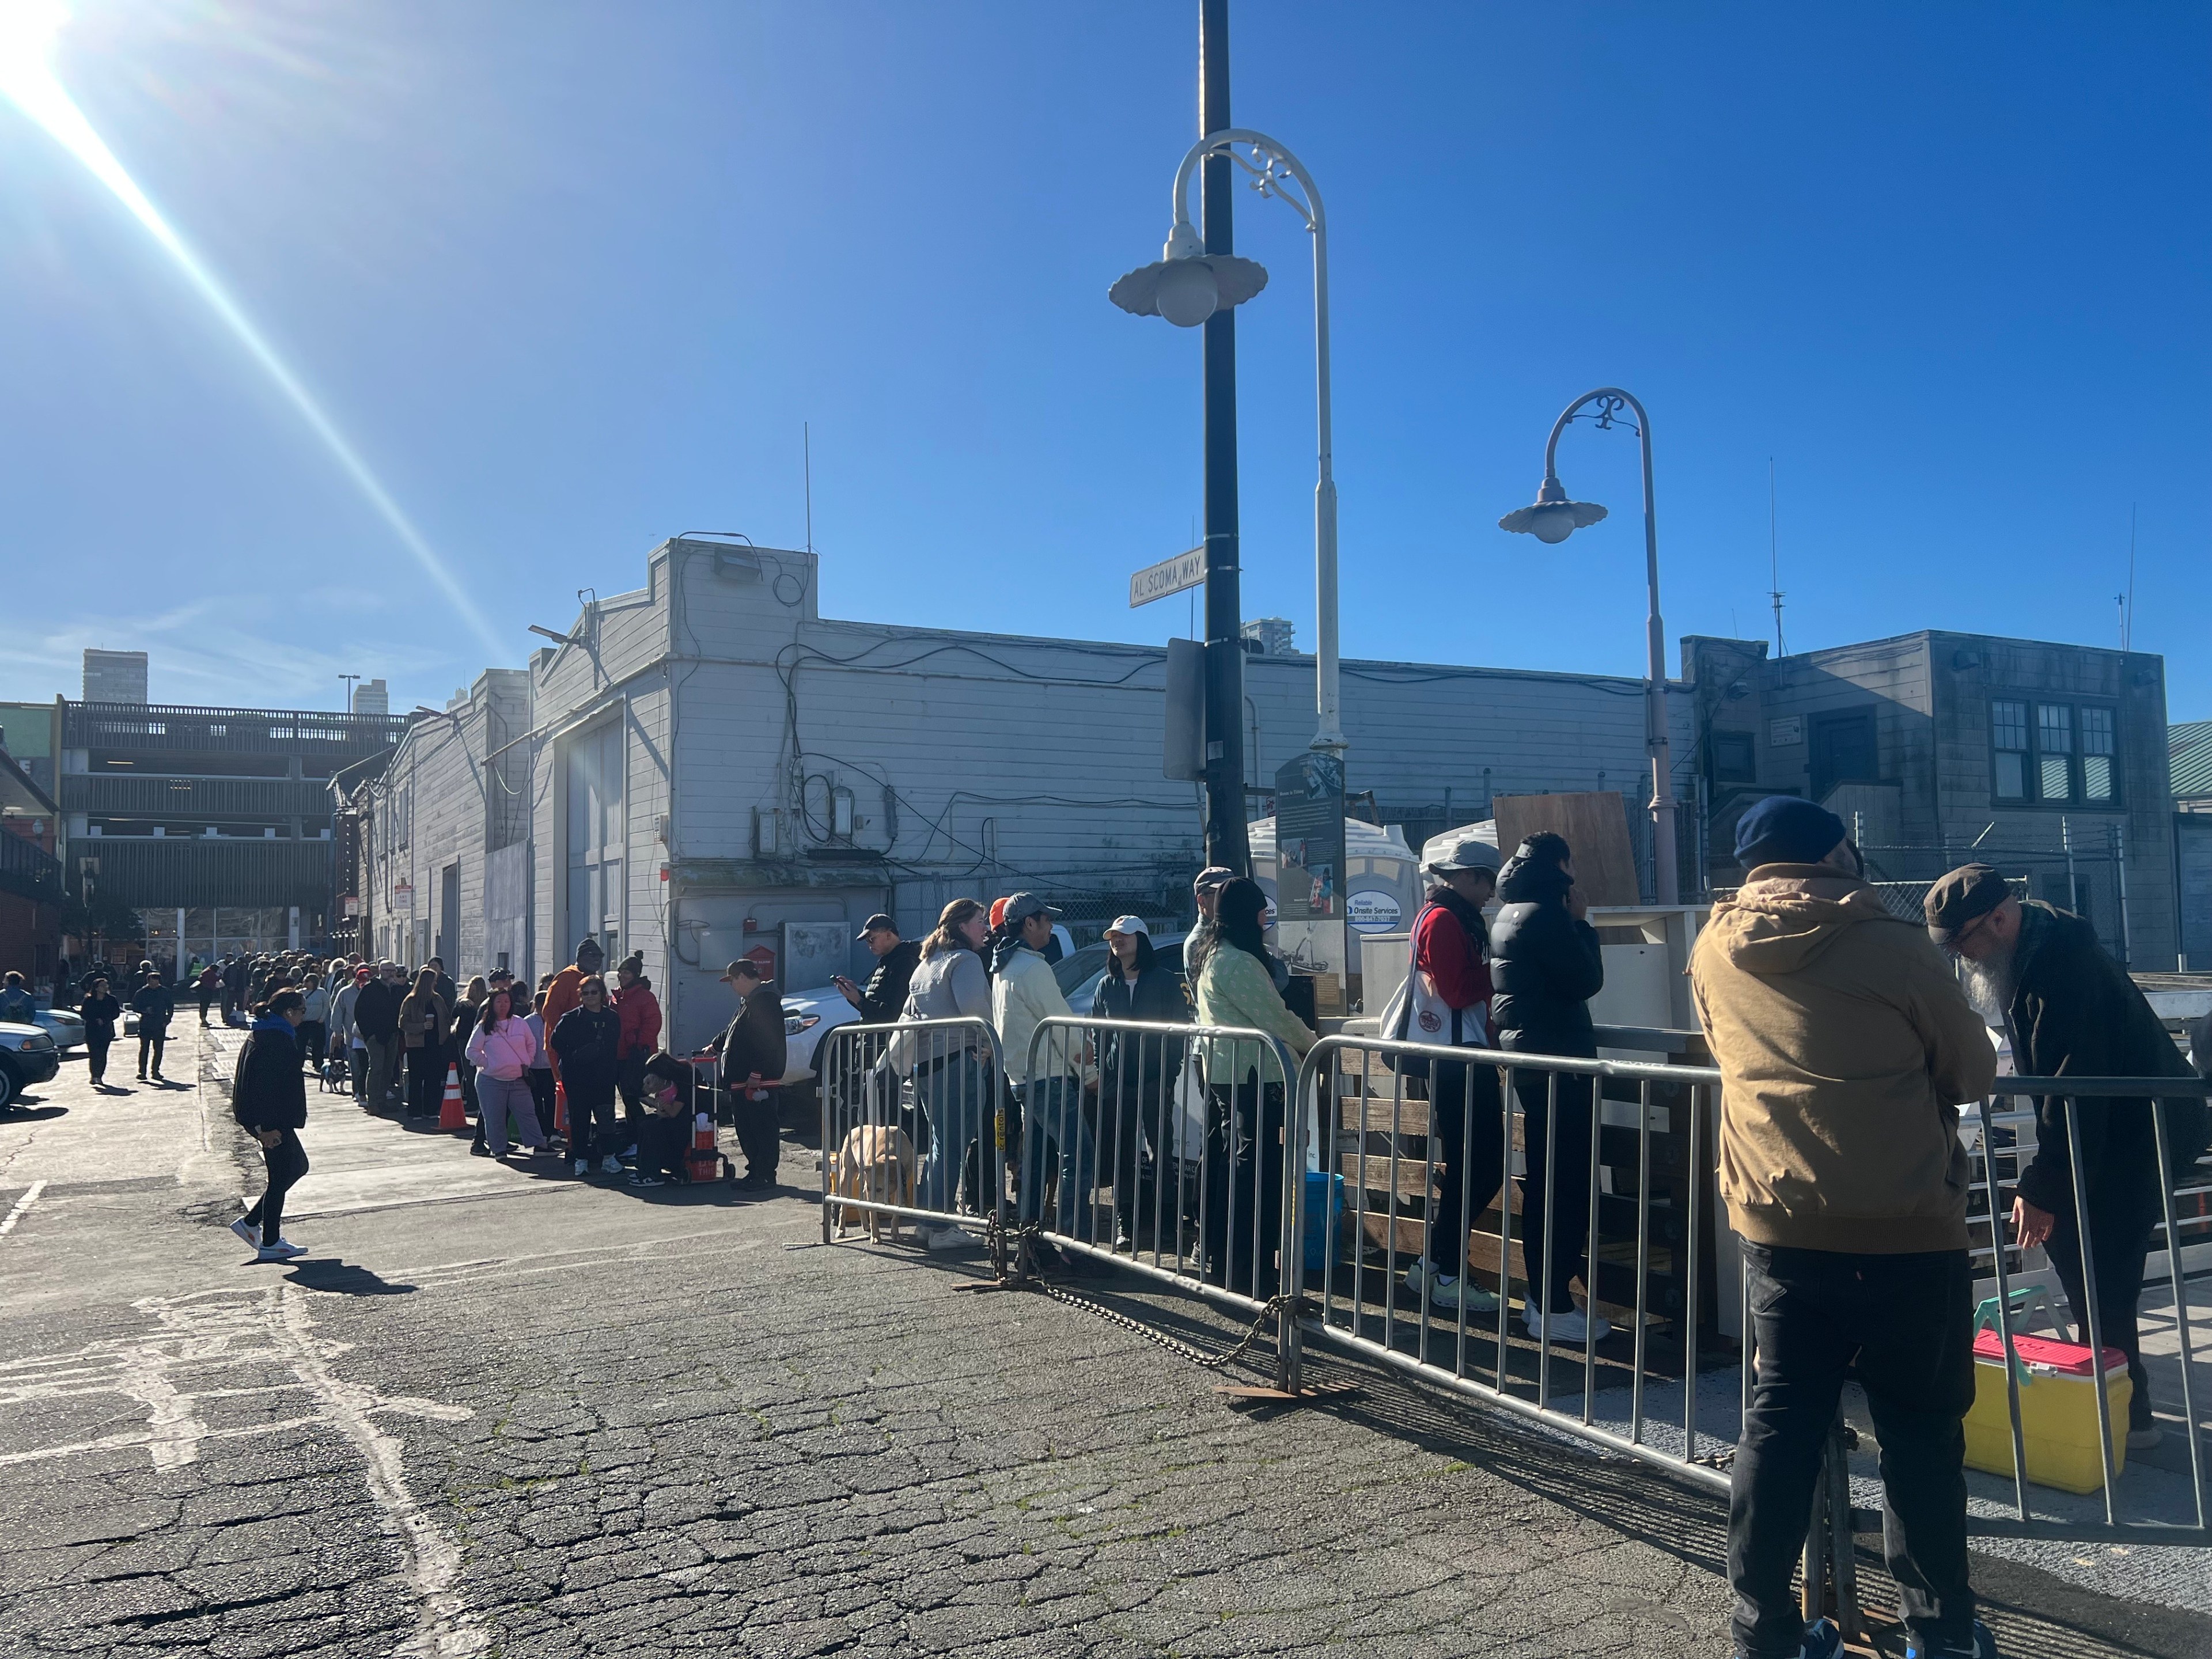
[839,915,921,1024]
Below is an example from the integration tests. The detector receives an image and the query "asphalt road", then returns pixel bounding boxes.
[0,1028,2205,1658]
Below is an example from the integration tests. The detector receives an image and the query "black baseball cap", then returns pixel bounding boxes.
[856,913,897,940]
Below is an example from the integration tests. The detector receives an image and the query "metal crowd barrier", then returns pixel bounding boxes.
[1021,1016,1301,1334]
[816,1017,1007,1253]
[1292,1035,1734,1498]
[823,1011,2212,1563]
[1964,1077,2211,1542]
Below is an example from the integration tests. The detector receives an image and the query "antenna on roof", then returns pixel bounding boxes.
[1767,457,1787,657]
[2123,502,2137,653]
[804,422,814,555]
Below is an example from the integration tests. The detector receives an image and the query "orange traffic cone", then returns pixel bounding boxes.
[554,1080,569,1135]
[438,1064,467,1131]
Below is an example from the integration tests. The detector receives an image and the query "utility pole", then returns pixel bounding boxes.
[1199,0,1249,874]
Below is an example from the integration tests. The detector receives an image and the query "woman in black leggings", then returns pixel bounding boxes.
[78,975,122,1088]
[229,989,311,1260]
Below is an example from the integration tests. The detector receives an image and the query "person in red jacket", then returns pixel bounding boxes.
[1400,834,1506,1316]
[613,952,664,1153]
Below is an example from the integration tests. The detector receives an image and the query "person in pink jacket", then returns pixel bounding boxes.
[465,986,547,1159]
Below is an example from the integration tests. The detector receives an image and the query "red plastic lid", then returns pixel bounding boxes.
[1973,1328,2128,1376]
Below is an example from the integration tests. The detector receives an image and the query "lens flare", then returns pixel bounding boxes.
[0,0,503,658]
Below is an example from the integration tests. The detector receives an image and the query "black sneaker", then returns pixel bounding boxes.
[736,1171,777,1192]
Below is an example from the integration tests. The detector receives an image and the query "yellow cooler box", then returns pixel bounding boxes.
[1964,1328,2131,1495]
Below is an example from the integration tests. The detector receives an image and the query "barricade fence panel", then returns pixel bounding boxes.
[1021,1016,1301,1334]
[823,1012,2210,1551]
[1296,1036,1734,1499]
[818,1017,1007,1256]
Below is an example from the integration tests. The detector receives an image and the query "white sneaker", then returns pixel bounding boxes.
[924,1225,978,1252]
[266,1237,307,1258]
[230,1217,261,1248]
[600,1155,623,1175]
[2128,1423,2164,1452]
[574,1159,590,1177]
[1524,1305,1611,1344]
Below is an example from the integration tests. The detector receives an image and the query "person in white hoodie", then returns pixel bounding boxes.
[992,893,1097,1243]
[465,986,547,1158]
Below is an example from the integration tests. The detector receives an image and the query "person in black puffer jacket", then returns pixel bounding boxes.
[229,989,312,1260]
[1488,832,1609,1343]
[550,974,624,1177]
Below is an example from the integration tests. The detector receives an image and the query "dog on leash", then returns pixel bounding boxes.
[830,1124,918,1242]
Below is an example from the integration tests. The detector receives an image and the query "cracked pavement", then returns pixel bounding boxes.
[0,1029,2205,1657]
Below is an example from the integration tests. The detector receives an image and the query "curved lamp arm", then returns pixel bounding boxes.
[1542,388,1649,488]
[1166,128,1327,249]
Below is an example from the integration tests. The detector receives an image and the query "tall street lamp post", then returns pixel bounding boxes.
[1111,127,1343,761]
[1499,389,1681,904]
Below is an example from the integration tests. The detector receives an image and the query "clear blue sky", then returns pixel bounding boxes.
[3,2,2207,725]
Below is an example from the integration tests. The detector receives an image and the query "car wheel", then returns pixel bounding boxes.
[0,1063,17,1112]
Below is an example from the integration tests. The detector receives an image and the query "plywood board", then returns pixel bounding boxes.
[1493,791,1641,907]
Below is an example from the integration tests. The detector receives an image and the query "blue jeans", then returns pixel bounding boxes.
[1017,1076,1098,1241]
[916,1052,990,1216]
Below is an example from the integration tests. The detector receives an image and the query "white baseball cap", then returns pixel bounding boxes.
[1103,915,1149,939]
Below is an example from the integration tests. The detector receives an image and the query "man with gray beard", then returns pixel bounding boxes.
[1926,864,2198,1450]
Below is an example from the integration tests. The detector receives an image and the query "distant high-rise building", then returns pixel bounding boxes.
[83,650,148,704]
[353,679,389,717]
[1240,618,1297,657]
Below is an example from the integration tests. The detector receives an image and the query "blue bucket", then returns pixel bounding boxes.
[1302,1169,1344,1272]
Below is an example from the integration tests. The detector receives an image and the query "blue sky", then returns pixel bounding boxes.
[3,2,2207,726]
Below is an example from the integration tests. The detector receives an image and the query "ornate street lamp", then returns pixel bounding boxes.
[1501,389,1681,903]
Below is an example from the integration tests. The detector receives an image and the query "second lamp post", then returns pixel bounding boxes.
[1500,389,1681,905]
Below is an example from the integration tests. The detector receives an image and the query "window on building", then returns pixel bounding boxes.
[1992,700,2028,800]
[1991,698,2119,805]
[2081,706,2116,801]
[2037,704,2073,801]
[1711,730,1756,783]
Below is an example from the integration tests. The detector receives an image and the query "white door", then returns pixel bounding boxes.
[565,720,624,962]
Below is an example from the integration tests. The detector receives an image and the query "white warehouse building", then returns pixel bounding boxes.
[346,537,1694,1052]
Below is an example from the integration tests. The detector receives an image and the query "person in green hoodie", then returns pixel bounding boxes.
[1690,797,1997,1659]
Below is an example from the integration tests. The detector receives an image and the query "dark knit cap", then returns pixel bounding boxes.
[1923,864,2010,943]
[1733,796,1847,870]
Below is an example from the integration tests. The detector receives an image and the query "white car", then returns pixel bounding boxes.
[0,1021,60,1109]
[32,1006,85,1051]
[777,984,863,1097]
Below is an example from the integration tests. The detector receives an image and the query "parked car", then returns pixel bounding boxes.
[0,1021,60,1110]
[774,984,863,1113]
[31,1005,85,1051]
[1052,931,1189,1014]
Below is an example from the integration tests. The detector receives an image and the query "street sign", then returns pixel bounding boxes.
[1129,546,1206,608]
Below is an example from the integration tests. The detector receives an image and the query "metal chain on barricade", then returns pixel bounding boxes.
[978,1211,1297,1373]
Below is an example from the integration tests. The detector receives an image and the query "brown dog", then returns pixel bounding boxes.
[830,1124,918,1243]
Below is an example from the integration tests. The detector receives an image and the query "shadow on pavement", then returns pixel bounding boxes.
[0,1103,66,1119]
[285,1259,419,1296]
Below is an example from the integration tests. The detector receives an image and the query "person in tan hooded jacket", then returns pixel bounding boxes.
[1690,796,1997,1659]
